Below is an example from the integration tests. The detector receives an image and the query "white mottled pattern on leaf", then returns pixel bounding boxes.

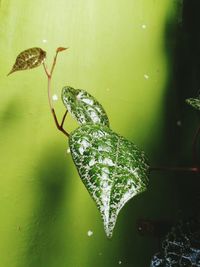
[62,86,109,126]
[69,124,149,238]
[8,47,46,75]
[186,98,200,111]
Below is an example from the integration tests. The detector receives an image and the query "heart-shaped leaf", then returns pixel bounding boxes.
[186,98,200,111]
[69,124,149,238]
[62,86,109,126]
[8,47,46,75]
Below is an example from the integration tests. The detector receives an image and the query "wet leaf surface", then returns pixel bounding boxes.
[69,124,149,238]
[62,86,109,126]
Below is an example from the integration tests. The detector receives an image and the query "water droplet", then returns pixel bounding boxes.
[118,260,122,264]
[52,94,58,101]
[67,148,70,154]
[141,24,147,29]
[144,74,149,80]
[87,230,93,237]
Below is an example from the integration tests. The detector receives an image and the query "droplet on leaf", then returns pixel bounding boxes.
[8,47,46,75]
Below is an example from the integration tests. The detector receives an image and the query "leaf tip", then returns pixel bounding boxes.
[56,47,69,53]
[7,69,15,76]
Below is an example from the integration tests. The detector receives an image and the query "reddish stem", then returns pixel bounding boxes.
[43,53,69,137]
[150,166,200,173]
[61,110,68,128]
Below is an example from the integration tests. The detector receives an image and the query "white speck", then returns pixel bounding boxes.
[90,111,100,123]
[77,92,84,100]
[42,39,47,43]
[67,148,70,154]
[141,24,147,29]
[102,167,110,174]
[144,74,149,80]
[87,230,93,237]
[177,120,182,126]
[79,140,90,155]
[89,159,96,166]
[118,260,122,264]
[101,181,108,188]
[102,172,109,180]
[52,94,58,101]
[98,145,111,153]
[82,98,94,105]
[127,179,132,186]
[103,158,115,166]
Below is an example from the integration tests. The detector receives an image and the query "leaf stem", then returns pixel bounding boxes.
[150,166,200,173]
[42,53,69,138]
[61,110,68,128]
[50,51,58,76]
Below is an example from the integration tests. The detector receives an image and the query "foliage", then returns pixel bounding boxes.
[62,86,109,126]
[8,47,46,75]
[186,98,200,111]
[8,47,149,238]
[69,124,149,237]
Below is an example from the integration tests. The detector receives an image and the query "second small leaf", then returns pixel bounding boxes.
[62,86,109,126]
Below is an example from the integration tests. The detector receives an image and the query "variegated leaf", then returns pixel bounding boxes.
[186,98,200,111]
[8,47,46,75]
[62,86,109,126]
[69,124,149,238]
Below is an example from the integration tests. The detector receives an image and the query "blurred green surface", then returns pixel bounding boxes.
[0,1,186,266]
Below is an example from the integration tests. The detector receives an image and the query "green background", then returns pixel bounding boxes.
[1,0,199,266]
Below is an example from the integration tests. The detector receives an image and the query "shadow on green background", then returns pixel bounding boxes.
[121,0,200,266]
[1,1,200,267]
[22,145,71,267]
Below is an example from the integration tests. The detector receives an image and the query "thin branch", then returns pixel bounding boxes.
[192,124,200,164]
[43,62,50,78]
[42,52,69,138]
[52,108,69,137]
[61,110,68,128]
[50,51,58,76]
[150,166,200,173]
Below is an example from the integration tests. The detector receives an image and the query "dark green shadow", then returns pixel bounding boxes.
[22,144,72,267]
[120,1,200,266]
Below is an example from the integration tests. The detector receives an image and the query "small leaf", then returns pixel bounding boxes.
[56,47,68,53]
[8,47,46,75]
[69,124,149,238]
[186,98,200,111]
[62,86,109,126]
